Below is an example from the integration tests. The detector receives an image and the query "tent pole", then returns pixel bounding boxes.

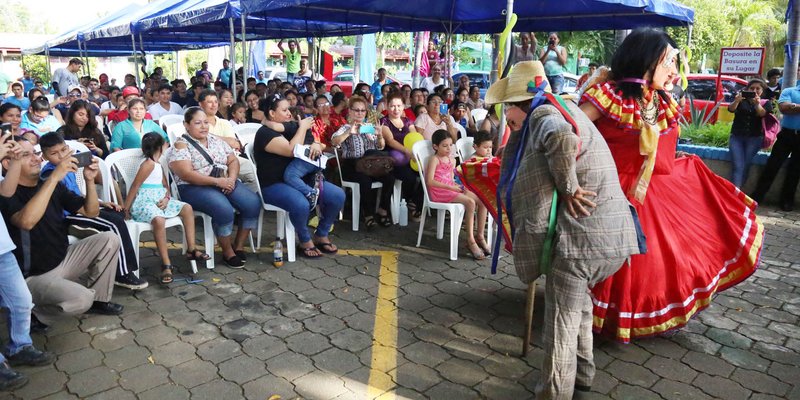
[83,42,91,77]
[497,0,514,148]
[45,46,51,85]
[230,17,237,102]
[241,14,248,83]
[132,34,140,87]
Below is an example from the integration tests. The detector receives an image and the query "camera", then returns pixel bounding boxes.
[741,91,756,99]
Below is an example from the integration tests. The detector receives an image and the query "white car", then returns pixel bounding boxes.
[261,67,287,81]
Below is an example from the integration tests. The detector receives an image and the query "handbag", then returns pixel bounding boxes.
[355,149,395,177]
[761,113,780,149]
[182,134,228,178]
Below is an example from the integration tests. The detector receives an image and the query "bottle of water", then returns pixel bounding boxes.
[399,199,408,226]
[273,238,284,267]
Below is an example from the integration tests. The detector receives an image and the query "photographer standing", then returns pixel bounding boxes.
[539,32,568,93]
[728,79,771,188]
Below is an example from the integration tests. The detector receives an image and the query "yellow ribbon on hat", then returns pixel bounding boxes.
[632,119,659,203]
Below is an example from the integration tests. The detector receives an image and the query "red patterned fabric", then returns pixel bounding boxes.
[457,156,512,252]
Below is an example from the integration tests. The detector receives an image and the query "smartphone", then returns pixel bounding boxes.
[0,123,11,136]
[741,91,755,99]
[439,103,449,115]
[74,151,93,168]
[359,124,376,135]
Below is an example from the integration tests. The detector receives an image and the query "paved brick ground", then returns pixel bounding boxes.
[1,205,799,399]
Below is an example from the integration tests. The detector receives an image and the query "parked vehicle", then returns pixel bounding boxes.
[326,70,405,96]
[681,74,748,123]
[452,71,490,98]
[262,67,287,81]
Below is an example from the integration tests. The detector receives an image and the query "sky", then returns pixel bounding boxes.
[32,0,145,35]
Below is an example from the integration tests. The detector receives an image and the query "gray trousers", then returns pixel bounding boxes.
[535,255,625,400]
[25,232,120,324]
[238,156,259,193]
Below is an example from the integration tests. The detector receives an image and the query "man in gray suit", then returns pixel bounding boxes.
[487,61,641,400]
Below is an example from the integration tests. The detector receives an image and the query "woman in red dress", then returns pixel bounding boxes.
[578,28,764,343]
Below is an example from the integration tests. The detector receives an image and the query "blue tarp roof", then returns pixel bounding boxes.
[240,0,694,33]
[24,0,694,56]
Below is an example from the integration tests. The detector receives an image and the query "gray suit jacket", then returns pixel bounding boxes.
[502,101,640,283]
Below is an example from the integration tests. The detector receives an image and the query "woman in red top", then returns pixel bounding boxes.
[578,28,763,343]
[312,96,345,152]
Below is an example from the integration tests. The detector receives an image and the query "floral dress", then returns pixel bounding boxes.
[130,160,186,223]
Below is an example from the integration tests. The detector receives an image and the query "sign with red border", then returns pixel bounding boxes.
[718,47,766,75]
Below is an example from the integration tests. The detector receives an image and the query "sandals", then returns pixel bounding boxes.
[187,249,211,261]
[364,215,377,229]
[161,265,174,284]
[467,241,486,261]
[314,241,338,254]
[299,246,323,258]
[476,238,492,255]
[376,213,393,227]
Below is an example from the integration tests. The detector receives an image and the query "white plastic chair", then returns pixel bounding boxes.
[104,149,196,273]
[244,142,297,262]
[233,123,262,147]
[159,114,184,132]
[333,149,401,231]
[412,140,465,261]
[471,108,488,128]
[454,123,467,140]
[166,123,187,145]
[456,137,475,163]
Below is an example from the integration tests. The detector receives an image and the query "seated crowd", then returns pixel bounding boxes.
[0,57,498,390]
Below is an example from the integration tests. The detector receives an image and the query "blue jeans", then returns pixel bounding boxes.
[178,181,262,237]
[262,181,345,243]
[284,159,320,197]
[729,135,763,188]
[286,72,296,85]
[547,74,565,94]
[0,251,34,362]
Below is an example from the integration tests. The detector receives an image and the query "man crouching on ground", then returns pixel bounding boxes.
[0,137,123,328]
[487,61,641,400]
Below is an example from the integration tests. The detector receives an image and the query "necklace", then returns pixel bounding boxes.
[637,97,658,126]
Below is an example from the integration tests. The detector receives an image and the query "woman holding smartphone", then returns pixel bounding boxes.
[57,100,110,158]
[727,79,772,188]
[414,93,458,142]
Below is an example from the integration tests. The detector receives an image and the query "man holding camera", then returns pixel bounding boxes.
[0,137,124,328]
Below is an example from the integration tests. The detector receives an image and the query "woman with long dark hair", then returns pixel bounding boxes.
[57,100,110,158]
[578,28,763,342]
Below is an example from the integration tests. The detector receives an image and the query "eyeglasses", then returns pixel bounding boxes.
[69,93,80,98]
[20,151,42,159]
[350,108,367,112]
[317,102,331,107]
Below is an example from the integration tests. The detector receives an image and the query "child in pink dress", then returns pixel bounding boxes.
[425,129,490,260]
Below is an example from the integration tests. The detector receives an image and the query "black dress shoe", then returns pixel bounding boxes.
[87,301,124,315]
[6,346,55,367]
[30,315,49,334]
[0,362,28,391]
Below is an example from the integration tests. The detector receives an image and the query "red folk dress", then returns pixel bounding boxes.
[580,82,764,343]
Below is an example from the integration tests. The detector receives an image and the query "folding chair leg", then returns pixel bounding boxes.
[285,219,296,262]
[522,280,537,357]
[436,209,445,239]
[391,181,401,224]
[202,215,215,269]
[189,260,198,275]
[487,214,495,250]
[449,209,463,261]
[416,206,427,247]
[352,188,360,231]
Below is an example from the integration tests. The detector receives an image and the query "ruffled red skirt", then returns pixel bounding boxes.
[590,155,764,343]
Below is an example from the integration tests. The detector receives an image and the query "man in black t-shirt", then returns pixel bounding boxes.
[0,139,123,325]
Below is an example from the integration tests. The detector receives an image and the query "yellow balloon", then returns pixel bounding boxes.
[403,131,425,172]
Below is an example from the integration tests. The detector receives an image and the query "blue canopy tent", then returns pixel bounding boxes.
[239,0,694,33]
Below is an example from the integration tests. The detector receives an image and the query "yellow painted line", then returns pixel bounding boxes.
[344,250,399,400]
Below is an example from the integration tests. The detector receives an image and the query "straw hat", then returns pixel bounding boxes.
[485,61,551,105]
